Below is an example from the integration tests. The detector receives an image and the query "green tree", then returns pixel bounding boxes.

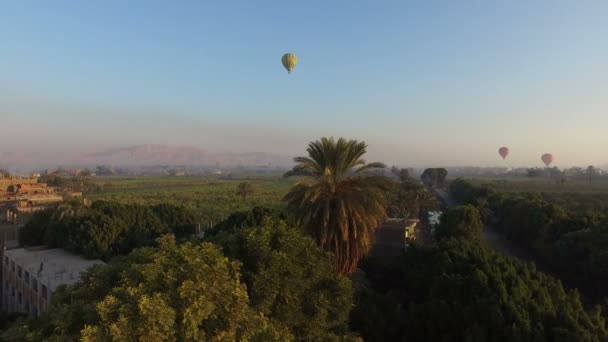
[421,168,448,188]
[236,182,255,200]
[389,177,437,219]
[19,210,54,246]
[2,236,292,341]
[95,165,115,176]
[283,137,392,274]
[435,205,483,242]
[207,206,285,237]
[151,203,197,238]
[218,218,354,340]
[81,235,289,341]
[352,240,608,341]
[390,167,410,182]
[586,165,598,183]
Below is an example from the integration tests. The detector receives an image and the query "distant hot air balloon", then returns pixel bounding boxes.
[498,147,509,160]
[541,153,554,167]
[281,53,297,74]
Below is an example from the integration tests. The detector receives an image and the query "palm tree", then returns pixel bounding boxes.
[283,137,392,275]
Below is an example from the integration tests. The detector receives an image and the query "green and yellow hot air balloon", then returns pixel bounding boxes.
[281,53,297,74]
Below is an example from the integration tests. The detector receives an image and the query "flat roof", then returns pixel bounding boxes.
[5,248,104,291]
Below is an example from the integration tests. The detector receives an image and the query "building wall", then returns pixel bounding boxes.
[1,249,104,317]
[0,178,39,193]
[2,255,49,316]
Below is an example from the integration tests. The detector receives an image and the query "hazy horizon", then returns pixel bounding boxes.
[1,1,607,168]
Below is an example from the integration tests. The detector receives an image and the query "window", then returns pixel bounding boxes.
[18,292,22,304]
[32,278,38,292]
[11,261,14,272]
[4,256,7,265]
[41,285,47,299]
[11,287,14,296]
[17,266,22,278]
[25,271,29,283]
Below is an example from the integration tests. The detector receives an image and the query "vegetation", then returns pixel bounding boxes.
[352,240,608,341]
[450,178,608,299]
[387,168,437,219]
[434,205,483,242]
[420,167,448,188]
[89,176,291,224]
[19,201,197,260]
[283,137,393,275]
[236,182,255,200]
[8,139,608,341]
[216,218,355,340]
[3,217,358,341]
[352,198,607,340]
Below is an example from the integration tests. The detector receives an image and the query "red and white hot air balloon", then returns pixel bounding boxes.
[498,147,509,160]
[541,153,554,167]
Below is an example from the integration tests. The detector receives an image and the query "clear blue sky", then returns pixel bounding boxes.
[1,1,607,167]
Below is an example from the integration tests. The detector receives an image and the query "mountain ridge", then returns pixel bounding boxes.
[0,144,292,168]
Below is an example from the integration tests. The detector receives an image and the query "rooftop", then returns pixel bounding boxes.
[5,248,104,291]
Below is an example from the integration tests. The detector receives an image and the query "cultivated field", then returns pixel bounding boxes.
[88,176,293,224]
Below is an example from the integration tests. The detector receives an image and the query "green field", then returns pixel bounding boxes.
[88,176,293,224]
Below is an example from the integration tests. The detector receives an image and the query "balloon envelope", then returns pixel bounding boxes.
[498,147,509,160]
[541,153,554,166]
[281,53,297,74]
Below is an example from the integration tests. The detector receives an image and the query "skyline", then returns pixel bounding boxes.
[1,1,607,168]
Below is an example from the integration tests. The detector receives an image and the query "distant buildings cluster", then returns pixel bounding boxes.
[0,175,81,225]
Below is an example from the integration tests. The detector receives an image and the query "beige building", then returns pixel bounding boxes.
[2,248,104,317]
[0,178,81,224]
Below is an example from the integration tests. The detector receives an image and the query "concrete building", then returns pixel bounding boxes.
[1,248,104,316]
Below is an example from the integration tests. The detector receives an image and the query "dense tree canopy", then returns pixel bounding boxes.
[218,218,355,341]
[284,137,392,274]
[3,236,291,341]
[19,201,197,260]
[388,172,437,219]
[435,205,484,242]
[450,178,608,299]
[206,206,286,237]
[352,240,608,341]
[5,211,360,341]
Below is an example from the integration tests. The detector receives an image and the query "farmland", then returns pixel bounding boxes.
[88,175,293,225]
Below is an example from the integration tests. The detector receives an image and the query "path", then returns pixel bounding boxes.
[434,189,550,273]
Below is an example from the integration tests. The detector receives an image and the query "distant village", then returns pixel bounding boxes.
[0,174,82,226]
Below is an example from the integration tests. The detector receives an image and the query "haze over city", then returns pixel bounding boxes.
[1,1,607,167]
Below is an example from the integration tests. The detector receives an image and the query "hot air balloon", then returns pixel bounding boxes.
[281,53,297,74]
[498,147,509,160]
[541,153,554,166]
